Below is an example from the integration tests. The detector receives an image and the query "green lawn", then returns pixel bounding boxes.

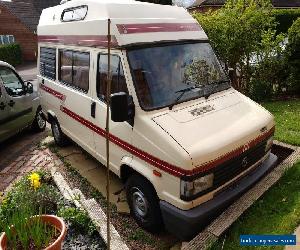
[211,161,300,250]
[262,100,300,146]
[211,99,300,250]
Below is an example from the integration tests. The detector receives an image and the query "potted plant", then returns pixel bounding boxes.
[0,172,67,250]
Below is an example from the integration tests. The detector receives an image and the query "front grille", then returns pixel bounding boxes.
[213,139,267,188]
[181,138,269,201]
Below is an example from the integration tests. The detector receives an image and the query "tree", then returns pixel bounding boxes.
[194,0,284,93]
[286,18,300,94]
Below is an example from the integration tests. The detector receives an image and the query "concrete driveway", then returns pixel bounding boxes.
[15,62,37,81]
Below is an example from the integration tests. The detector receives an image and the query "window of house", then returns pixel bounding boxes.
[97,54,128,101]
[40,47,56,80]
[0,35,15,45]
[61,5,88,22]
[59,50,90,92]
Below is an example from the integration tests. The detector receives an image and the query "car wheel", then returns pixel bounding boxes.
[126,174,163,233]
[31,108,46,132]
[51,119,68,147]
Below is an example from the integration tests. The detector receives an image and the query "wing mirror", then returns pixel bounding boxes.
[110,92,135,124]
[26,82,34,94]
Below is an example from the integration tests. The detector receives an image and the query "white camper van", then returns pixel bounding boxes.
[38,0,277,239]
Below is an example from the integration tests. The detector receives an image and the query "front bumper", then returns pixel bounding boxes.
[160,153,278,240]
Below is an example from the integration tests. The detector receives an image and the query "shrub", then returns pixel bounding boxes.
[58,207,97,236]
[0,43,22,66]
[285,18,300,95]
[273,9,300,34]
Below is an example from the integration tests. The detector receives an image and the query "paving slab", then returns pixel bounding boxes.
[56,145,130,213]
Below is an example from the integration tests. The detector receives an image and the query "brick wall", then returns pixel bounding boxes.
[0,5,37,61]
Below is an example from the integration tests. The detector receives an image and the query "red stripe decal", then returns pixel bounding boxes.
[117,23,202,34]
[61,105,274,178]
[40,83,65,100]
[41,84,274,177]
[38,35,119,47]
[193,127,275,173]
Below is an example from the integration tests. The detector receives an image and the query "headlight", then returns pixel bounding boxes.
[265,136,273,152]
[180,173,214,201]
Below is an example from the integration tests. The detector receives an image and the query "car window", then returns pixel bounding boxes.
[97,54,128,101]
[0,66,24,96]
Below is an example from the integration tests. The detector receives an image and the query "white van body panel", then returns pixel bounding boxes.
[37,0,276,221]
[38,0,207,47]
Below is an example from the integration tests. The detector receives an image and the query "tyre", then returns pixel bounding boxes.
[126,174,163,233]
[51,119,68,147]
[31,108,46,132]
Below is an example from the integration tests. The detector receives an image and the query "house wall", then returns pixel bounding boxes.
[0,5,37,61]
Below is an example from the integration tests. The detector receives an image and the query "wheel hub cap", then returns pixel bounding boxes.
[37,111,46,128]
[132,189,148,218]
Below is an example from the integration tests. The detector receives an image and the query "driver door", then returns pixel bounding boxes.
[0,66,33,133]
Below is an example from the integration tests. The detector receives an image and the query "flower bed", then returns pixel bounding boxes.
[0,171,105,249]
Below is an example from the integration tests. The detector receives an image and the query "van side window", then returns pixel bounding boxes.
[59,50,89,92]
[97,54,128,101]
[61,5,88,22]
[40,47,56,80]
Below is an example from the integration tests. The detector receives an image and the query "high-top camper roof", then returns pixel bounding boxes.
[38,0,207,47]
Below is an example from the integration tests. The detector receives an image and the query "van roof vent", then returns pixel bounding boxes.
[189,105,214,116]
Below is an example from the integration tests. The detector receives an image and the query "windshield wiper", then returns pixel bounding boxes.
[203,79,230,99]
[169,86,199,110]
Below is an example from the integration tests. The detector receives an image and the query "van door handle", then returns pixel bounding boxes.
[8,100,15,107]
[91,102,96,118]
[0,102,5,110]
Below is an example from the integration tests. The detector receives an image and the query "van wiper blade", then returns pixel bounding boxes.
[169,86,200,110]
[203,79,230,99]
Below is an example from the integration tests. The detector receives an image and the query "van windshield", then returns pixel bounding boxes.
[127,42,230,110]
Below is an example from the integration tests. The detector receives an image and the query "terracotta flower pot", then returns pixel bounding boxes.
[0,215,67,250]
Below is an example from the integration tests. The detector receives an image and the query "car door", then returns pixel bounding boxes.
[0,81,11,142]
[93,52,133,174]
[0,66,33,133]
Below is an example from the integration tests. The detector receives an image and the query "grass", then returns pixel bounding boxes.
[211,160,300,250]
[262,100,300,146]
[211,99,300,249]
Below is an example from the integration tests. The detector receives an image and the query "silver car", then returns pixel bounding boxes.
[0,61,46,143]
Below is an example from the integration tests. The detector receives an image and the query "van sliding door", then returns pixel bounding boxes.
[58,49,95,153]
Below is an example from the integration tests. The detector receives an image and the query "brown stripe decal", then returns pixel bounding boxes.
[117,23,202,34]
[193,127,275,173]
[40,85,274,178]
[38,35,118,47]
[61,106,185,177]
[40,83,65,100]
[62,105,274,178]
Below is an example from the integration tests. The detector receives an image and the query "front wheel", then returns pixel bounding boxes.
[51,119,69,147]
[126,174,163,233]
[31,108,46,132]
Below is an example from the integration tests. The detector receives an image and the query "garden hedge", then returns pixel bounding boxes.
[273,9,300,34]
[0,43,22,66]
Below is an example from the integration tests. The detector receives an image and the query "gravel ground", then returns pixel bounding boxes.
[62,224,106,250]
